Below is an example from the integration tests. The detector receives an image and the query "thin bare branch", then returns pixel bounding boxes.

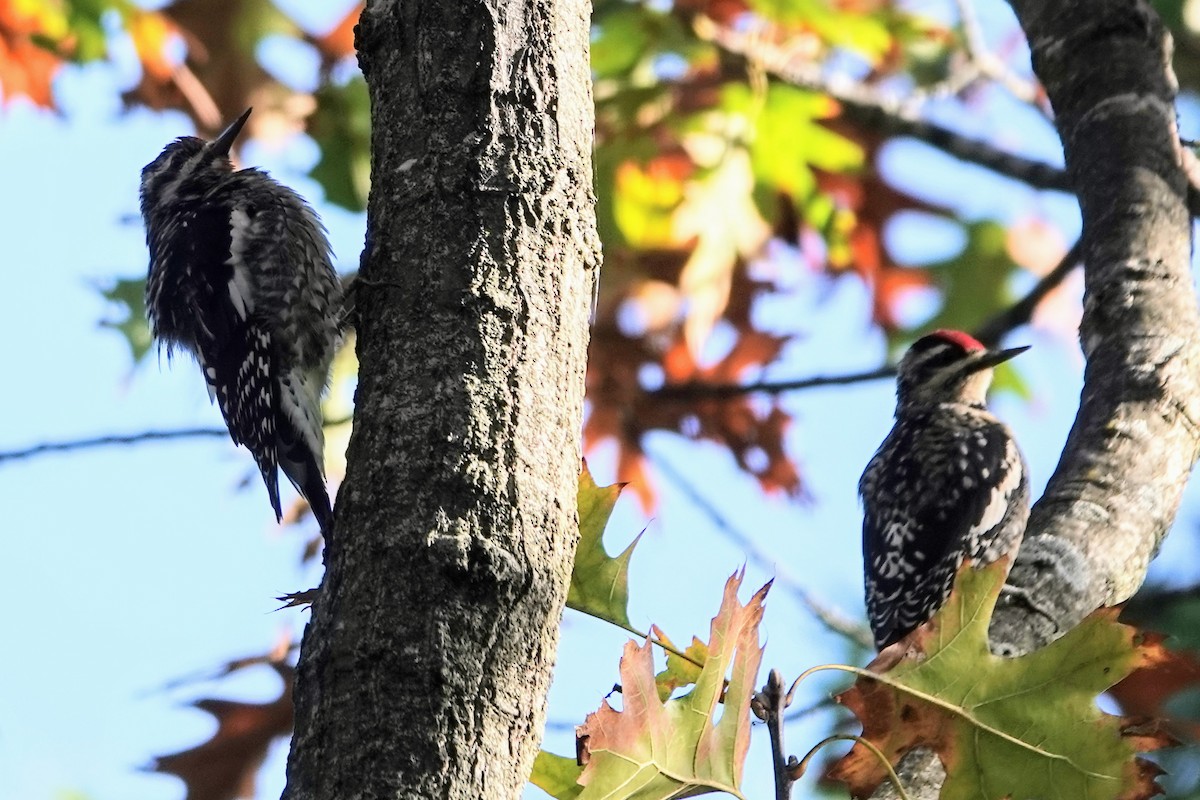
[691,14,1071,193]
[0,427,230,464]
[972,238,1083,346]
[647,445,875,648]
[757,668,799,800]
[0,414,353,465]
[652,239,1082,401]
[953,0,1042,106]
[652,367,894,401]
[696,13,1200,217]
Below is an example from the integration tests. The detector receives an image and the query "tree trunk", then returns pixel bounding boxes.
[991,0,1200,651]
[282,1,599,797]
[874,2,1200,796]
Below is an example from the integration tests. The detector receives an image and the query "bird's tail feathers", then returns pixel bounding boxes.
[254,454,284,523]
[278,439,333,536]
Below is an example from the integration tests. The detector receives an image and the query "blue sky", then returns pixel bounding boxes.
[3,2,1200,799]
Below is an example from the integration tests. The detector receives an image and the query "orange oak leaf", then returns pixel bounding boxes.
[584,257,800,511]
[311,2,361,63]
[0,2,64,107]
[1110,638,1200,743]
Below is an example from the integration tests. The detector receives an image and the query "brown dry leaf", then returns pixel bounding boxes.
[151,662,294,800]
[584,257,800,510]
[1110,637,1200,743]
[276,589,319,609]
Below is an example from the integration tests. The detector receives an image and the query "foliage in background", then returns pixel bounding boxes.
[9,0,1200,797]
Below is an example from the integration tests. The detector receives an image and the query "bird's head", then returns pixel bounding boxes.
[895,329,1029,409]
[140,108,252,218]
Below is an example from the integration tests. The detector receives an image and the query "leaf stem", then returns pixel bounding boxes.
[570,606,707,671]
[798,734,912,800]
[759,669,796,800]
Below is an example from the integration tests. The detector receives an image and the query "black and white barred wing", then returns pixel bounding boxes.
[860,417,1026,648]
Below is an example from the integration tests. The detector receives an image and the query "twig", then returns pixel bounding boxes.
[0,414,354,465]
[973,239,1082,346]
[648,445,876,648]
[953,0,1042,106]
[171,63,221,133]
[652,238,1083,401]
[690,14,1071,193]
[651,366,894,401]
[756,669,799,800]
[0,427,230,464]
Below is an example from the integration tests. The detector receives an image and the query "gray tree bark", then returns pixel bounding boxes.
[992,0,1200,649]
[876,2,1200,796]
[281,1,599,798]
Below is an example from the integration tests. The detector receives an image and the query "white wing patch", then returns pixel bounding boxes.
[968,437,1022,541]
[227,207,256,320]
[279,367,326,476]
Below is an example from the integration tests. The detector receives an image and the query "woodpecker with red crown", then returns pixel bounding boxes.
[140,109,342,536]
[859,329,1030,649]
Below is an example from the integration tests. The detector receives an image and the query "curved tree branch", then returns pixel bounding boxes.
[994,0,1200,651]
[874,3,1200,798]
[692,13,1071,192]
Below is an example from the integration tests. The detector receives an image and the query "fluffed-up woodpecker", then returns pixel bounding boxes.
[859,329,1030,649]
[141,108,342,536]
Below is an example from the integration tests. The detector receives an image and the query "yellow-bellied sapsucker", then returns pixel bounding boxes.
[860,329,1030,649]
[140,108,342,535]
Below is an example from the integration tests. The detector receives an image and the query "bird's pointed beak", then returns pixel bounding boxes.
[209,108,253,157]
[974,344,1030,371]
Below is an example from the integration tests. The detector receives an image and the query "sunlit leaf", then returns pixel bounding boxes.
[568,463,640,629]
[530,751,585,800]
[573,572,769,799]
[830,562,1170,800]
[127,9,177,82]
[651,625,709,700]
[613,156,690,248]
